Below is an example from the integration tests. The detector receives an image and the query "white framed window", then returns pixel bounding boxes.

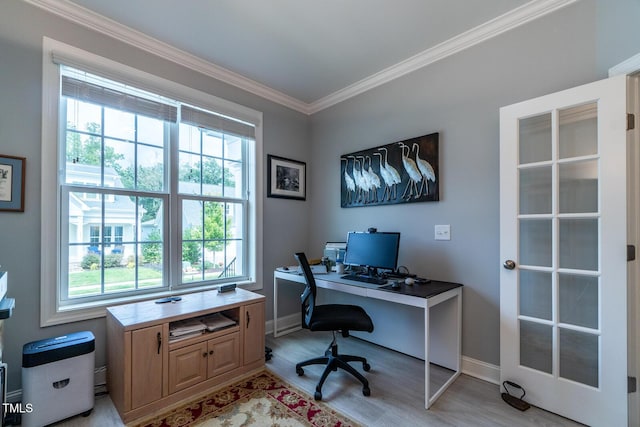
[41,38,263,326]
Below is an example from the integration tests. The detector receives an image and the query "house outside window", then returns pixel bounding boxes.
[114,226,124,245]
[89,226,100,245]
[41,38,263,325]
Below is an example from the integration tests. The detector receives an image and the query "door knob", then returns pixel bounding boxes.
[503,260,516,270]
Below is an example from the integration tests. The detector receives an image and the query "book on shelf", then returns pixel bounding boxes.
[169,330,205,342]
[201,312,236,331]
[169,319,206,341]
[168,313,236,342]
[170,318,206,337]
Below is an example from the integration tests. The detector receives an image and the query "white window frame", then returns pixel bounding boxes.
[41,38,263,326]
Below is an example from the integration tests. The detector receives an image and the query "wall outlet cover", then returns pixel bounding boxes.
[435,225,451,240]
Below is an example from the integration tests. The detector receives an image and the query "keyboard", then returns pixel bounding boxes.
[341,274,387,285]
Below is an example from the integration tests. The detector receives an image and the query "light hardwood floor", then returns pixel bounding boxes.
[52,329,583,426]
[266,330,583,427]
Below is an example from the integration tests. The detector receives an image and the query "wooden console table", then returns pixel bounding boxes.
[106,288,265,423]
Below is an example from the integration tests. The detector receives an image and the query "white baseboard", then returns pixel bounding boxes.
[6,388,20,403]
[265,313,300,336]
[94,365,107,387]
[461,356,500,385]
[265,318,274,335]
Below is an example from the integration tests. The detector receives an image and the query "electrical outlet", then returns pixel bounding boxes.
[435,224,451,241]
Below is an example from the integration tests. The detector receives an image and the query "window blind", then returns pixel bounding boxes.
[61,75,177,122]
[181,105,255,139]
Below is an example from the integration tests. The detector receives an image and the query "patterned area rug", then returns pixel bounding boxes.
[134,370,360,427]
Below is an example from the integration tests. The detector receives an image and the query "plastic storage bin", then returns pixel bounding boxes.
[21,331,95,427]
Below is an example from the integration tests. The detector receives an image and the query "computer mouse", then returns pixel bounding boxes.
[391,281,401,289]
[405,277,415,285]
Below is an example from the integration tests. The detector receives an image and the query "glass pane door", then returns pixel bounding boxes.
[517,102,600,385]
[500,74,628,426]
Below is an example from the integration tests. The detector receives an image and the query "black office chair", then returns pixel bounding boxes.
[294,252,374,401]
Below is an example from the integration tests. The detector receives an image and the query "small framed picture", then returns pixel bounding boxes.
[267,155,306,200]
[0,154,25,212]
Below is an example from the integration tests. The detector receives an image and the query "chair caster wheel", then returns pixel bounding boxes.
[296,367,304,376]
[314,391,322,400]
[363,387,371,396]
[363,362,371,371]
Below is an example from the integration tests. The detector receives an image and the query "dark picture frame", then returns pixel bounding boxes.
[340,132,439,208]
[0,154,25,212]
[267,155,306,200]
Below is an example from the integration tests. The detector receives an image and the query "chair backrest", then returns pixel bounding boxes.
[294,252,316,329]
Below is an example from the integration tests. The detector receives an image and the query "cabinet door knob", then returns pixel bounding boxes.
[202,352,208,357]
[157,332,162,354]
[209,350,214,355]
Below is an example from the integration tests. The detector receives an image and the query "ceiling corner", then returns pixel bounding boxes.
[24,0,579,116]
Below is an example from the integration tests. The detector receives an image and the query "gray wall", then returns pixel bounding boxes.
[0,0,309,391]
[307,0,640,365]
[0,0,638,393]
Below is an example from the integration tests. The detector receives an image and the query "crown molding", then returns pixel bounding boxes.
[24,0,312,114]
[609,52,640,77]
[308,0,579,114]
[25,0,577,116]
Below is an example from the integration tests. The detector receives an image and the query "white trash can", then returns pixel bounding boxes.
[21,331,95,427]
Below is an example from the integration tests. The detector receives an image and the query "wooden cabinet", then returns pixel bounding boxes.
[208,332,240,377]
[243,302,265,365]
[107,289,265,423]
[131,325,163,408]
[168,331,240,394]
[168,340,208,394]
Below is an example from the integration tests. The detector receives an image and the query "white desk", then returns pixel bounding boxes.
[273,270,462,409]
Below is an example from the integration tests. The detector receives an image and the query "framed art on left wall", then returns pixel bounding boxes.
[267,155,306,200]
[0,154,25,212]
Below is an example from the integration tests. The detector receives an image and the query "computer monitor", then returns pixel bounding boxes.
[343,231,400,274]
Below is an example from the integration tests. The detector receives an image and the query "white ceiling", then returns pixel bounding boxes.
[27,0,576,113]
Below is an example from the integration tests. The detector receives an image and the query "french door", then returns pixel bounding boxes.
[499,75,629,426]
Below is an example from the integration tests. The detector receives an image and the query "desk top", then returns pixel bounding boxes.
[275,269,462,300]
[378,280,462,298]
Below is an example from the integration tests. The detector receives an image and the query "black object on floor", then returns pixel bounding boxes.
[501,380,530,411]
[265,346,273,361]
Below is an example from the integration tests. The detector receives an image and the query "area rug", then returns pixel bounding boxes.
[133,370,361,427]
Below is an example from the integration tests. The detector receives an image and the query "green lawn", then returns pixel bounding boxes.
[69,266,164,296]
[68,266,227,297]
[69,266,163,286]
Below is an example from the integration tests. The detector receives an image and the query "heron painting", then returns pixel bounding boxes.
[340,133,439,207]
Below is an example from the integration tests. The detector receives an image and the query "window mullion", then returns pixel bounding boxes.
[168,119,180,290]
[100,195,106,295]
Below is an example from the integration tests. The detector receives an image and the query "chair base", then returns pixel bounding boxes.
[295,336,371,401]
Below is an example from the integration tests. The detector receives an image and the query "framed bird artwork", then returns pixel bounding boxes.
[340,133,439,207]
